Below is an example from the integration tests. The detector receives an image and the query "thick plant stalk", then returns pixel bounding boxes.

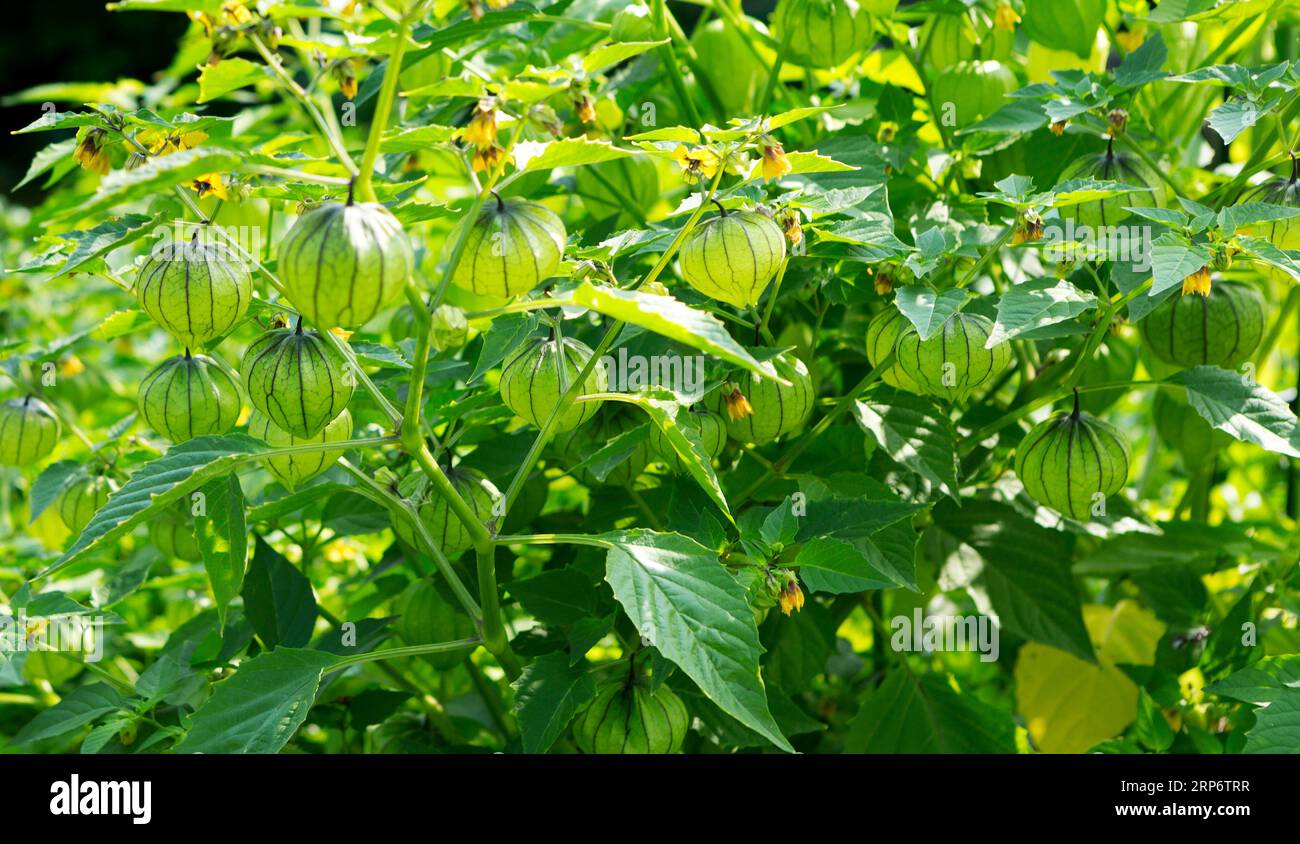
[355,3,424,201]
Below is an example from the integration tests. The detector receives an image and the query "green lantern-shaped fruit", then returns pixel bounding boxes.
[1154,388,1229,468]
[278,199,413,328]
[709,352,814,444]
[1056,139,1167,228]
[150,505,203,562]
[679,209,786,309]
[919,13,980,69]
[136,238,253,349]
[772,0,874,68]
[866,309,926,394]
[450,196,567,298]
[871,311,1011,402]
[573,681,690,754]
[395,578,477,670]
[1237,158,1300,249]
[56,473,117,534]
[499,337,607,433]
[575,157,660,223]
[1075,334,1138,414]
[931,60,1017,126]
[649,407,728,473]
[1138,281,1265,369]
[393,467,501,558]
[248,409,353,491]
[241,324,353,438]
[0,397,61,467]
[611,4,654,42]
[557,407,653,487]
[1015,398,1131,520]
[139,352,242,443]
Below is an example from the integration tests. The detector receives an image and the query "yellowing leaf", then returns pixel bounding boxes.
[1015,600,1165,753]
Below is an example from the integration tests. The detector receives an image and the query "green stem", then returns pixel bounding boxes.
[652,0,702,129]
[355,3,423,201]
[330,639,481,672]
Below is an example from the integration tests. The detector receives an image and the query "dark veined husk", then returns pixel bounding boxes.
[708,352,814,445]
[138,352,242,443]
[1138,281,1265,368]
[391,467,501,558]
[772,0,874,68]
[499,337,607,433]
[869,310,1012,402]
[247,408,353,491]
[278,199,413,328]
[241,324,354,438]
[136,238,253,349]
[678,210,786,309]
[1015,401,1131,520]
[449,196,567,298]
[572,681,690,754]
[0,396,61,467]
[1055,138,1167,228]
[648,407,728,473]
[56,473,117,534]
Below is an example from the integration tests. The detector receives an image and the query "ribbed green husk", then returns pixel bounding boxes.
[889,312,1011,402]
[930,60,1017,125]
[138,353,242,443]
[247,408,352,491]
[1138,282,1265,368]
[136,240,252,349]
[1074,335,1138,414]
[241,327,354,438]
[648,408,728,473]
[395,578,476,670]
[499,337,607,433]
[557,407,653,487]
[392,467,501,558]
[150,506,203,562]
[678,211,786,309]
[1154,388,1228,467]
[450,198,567,298]
[0,397,61,467]
[709,352,814,444]
[772,0,873,67]
[1238,164,1300,249]
[1015,411,1131,520]
[1056,147,1168,229]
[575,157,660,222]
[278,201,413,328]
[918,13,979,69]
[866,308,927,394]
[573,682,690,754]
[56,474,117,534]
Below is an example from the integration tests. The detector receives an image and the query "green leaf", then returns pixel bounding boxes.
[582,40,669,74]
[1210,656,1300,705]
[509,569,600,626]
[175,647,337,754]
[197,57,266,103]
[986,278,1097,345]
[618,395,732,523]
[1149,237,1211,296]
[1241,693,1300,753]
[51,213,158,278]
[196,473,248,625]
[1134,688,1175,751]
[570,283,778,381]
[57,147,243,222]
[796,536,898,593]
[1170,368,1300,458]
[242,537,318,649]
[853,390,959,501]
[932,499,1095,663]
[844,670,1015,752]
[599,529,792,752]
[1021,0,1106,58]
[14,138,77,191]
[514,138,634,172]
[44,434,270,577]
[27,460,82,523]
[893,285,967,341]
[511,652,597,754]
[1207,97,1273,146]
[9,683,125,746]
[1113,34,1169,89]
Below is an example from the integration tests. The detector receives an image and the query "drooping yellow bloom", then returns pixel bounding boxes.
[1107,108,1129,137]
[1115,24,1147,54]
[141,128,208,156]
[994,3,1020,31]
[873,269,894,296]
[188,173,228,200]
[721,385,753,422]
[760,139,792,181]
[463,100,498,150]
[1182,266,1212,297]
[673,145,721,180]
[781,212,803,246]
[336,60,358,100]
[472,144,508,173]
[573,93,596,124]
[221,2,253,24]
[74,128,111,175]
[1012,210,1044,245]
[1050,120,1067,137]
[778,579,805,615]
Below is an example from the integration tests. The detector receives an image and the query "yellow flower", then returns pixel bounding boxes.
[873,269,894,296]
[472,144,508,173]
[328,326,354,342]
[1115,24,1147,54]
[463,99,498,150]
[1050,120,1067,137]
[1107,108,1129,136]
[465,0,485,22]
[673,145,721,180]
[574,93,596,124]
[721,385,753,422]
[760,139,792,181]
[781,212,803,246]
[994,3,1020,31]
[190,11,215,38]
[778,579,805,616]
[221,2,253,24]
[188,173,228,200]
[60,355,86,377]
[1182,266,1212,297]
[337,60,358,100]
[1012,210,1044,245]
[74,128,111,175]
[142,128,208,156]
